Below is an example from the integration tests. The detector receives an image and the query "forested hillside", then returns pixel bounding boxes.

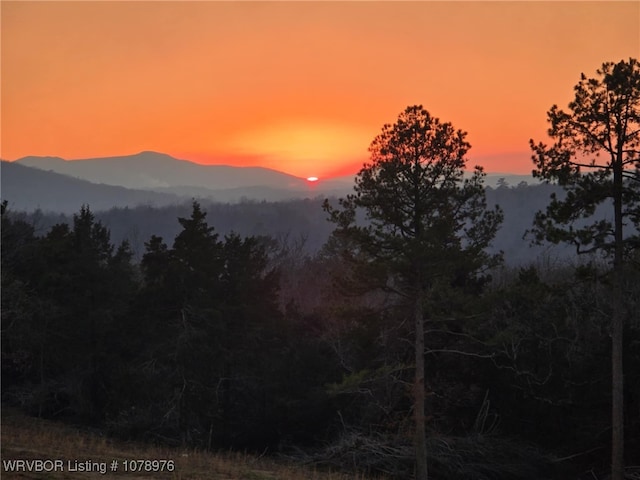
[2,200,638,479]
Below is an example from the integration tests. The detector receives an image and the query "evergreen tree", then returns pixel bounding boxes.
[530,58,640,480]
[324,105,502,479]
[1,204,135,420]
[133,201,285,447]
[1,202,40,397]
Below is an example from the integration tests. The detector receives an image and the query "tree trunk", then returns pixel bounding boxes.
[414,291,428,480]
[611,160,624,480]
[612,271,624,480]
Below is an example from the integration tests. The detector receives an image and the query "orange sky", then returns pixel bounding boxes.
[2,1,638,178]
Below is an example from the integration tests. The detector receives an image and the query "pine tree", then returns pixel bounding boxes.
[530,58,640,480]
[324,105,502,479]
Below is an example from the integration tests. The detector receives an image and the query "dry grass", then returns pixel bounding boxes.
[0,408,376,480]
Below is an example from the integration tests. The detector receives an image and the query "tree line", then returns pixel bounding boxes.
[2,59,639,479]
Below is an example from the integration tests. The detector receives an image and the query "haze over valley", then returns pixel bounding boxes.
[3,152,566,266]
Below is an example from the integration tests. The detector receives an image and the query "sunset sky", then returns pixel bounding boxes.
[2,1,638,179]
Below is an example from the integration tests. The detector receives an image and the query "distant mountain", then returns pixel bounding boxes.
[12,150,539,196]
[1,161,183,214]
[1,159,356,214]
[2,157,586,265]
[15,151,311,191]
[5,151,545,221]
[10,151,359,204]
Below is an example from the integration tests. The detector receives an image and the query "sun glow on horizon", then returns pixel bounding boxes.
[224,121,374,178]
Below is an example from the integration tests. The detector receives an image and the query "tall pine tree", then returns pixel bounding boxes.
[530,58,640,480]
[324,105,502,479]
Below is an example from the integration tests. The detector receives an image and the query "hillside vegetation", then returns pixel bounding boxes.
[2,200,639,479]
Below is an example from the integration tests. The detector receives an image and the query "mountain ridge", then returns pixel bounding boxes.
[0,160,353,213]
[11,151,538,190]
[1,161,182,213]
[14,151,311,191]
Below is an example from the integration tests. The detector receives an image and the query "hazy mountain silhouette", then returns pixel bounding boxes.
[2,155,581,264]
[13,151,361,201]
[1,161,182,213]
[2,157,358,212]
[13,150,538,195]
[16,151,311,190]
